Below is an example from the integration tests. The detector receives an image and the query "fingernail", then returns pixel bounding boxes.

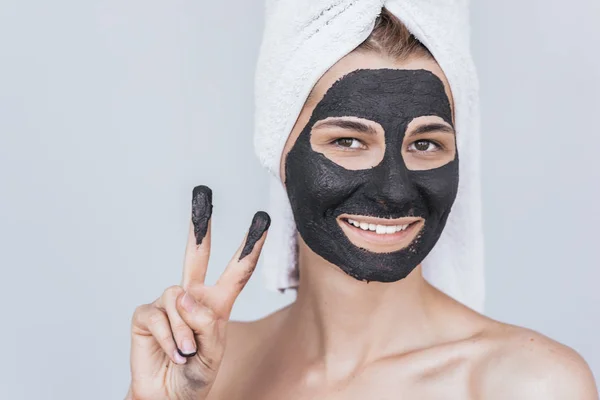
[191,185,213,246]
[180,339,197,356]
[181,291,196,313]
[239,211,271,261]
[173,349,187,365]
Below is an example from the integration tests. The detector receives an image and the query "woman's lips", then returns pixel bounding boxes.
[336,214,424,253]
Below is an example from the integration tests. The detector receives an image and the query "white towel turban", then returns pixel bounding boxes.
[253,0,485,312]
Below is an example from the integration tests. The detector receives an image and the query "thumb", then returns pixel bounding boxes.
[175,289,226,369]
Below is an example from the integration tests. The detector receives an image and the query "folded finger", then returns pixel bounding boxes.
[138,304,188,365]
[174,290,227,372]
[159,286,198,357]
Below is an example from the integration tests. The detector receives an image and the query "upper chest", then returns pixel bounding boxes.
[213,342,487,400]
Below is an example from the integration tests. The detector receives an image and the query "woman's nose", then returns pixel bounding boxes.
[365,160,420,210]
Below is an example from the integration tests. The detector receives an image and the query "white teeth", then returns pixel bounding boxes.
[346,219,413,235]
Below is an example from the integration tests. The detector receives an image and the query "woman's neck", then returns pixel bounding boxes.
[282,239,457,377]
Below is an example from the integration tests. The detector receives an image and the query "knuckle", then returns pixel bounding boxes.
[195,306,219,327]
[147,308,167,327]
[208,306,222,322]
[131,304,150,325]
[164,285,183,299]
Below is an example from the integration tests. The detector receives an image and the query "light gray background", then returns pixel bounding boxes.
[0,0,598,398]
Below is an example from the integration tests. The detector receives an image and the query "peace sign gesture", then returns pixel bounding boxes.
[126,186,270,400]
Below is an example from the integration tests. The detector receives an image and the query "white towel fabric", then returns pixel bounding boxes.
[254,0,485,312]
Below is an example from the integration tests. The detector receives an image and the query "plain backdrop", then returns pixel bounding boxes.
[0,0,598,398]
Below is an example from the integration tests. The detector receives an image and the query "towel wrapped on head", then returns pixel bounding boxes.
[253,0,485,312]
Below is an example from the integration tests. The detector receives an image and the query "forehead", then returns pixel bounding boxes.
[311,68,452,126]
[306,52,455,120]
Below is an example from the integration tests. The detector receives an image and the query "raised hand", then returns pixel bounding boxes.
[127,185,270,400]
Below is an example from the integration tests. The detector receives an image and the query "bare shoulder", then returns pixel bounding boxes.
[476,322,598,399]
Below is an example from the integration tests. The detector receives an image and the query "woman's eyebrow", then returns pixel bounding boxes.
[313,119,378,135]
[408,123,455,136]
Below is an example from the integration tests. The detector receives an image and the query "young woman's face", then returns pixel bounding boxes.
[280,52,457,283]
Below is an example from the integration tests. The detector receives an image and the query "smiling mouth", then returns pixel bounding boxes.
[337,214,424,253]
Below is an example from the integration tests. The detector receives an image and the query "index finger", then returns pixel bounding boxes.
[181,185,213,289]
[215,211,270,309]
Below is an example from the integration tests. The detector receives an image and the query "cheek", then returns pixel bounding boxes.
[409,162,459,211]
[286,145,365,211]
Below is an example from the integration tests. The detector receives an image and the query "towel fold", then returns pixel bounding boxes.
[254,0,485,312]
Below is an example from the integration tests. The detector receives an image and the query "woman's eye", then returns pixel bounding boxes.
[334,138,364,149]
[408,140,439,153]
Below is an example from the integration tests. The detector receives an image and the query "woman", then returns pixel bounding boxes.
[126,6,597,400]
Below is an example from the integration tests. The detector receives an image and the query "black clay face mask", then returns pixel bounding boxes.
[285,68,459,282]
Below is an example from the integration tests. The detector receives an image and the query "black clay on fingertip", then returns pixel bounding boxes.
[191,185,213,246]
[239,211,271,261]
[177,347,198,358]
